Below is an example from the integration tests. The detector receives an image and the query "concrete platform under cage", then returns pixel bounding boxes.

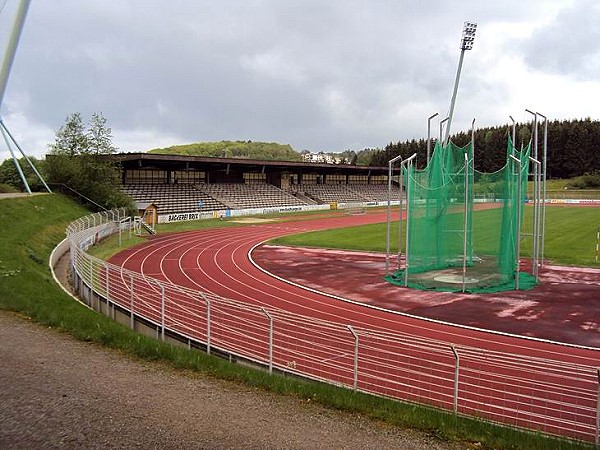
[385,256,538,293]
[252,245,600,348]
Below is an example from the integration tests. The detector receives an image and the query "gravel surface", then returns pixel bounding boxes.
[0,310,463,449]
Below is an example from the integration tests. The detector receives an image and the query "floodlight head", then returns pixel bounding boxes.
[461,21,477,50]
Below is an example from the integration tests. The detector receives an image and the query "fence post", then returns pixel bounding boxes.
[596,368,600,445]
[105,265,110,317]
[347,325,359,390]
[451,344,460,415]
[88,253,96,310]
[129,272,135,330]
[160,283,165,341]
[262,308,274,374]
[204,295,211,355]
[88,251,93,286]
[596,226,600,264]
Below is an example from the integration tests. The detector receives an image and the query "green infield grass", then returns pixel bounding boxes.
[271,205,600,267]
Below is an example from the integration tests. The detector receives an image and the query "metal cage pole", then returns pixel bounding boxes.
[470,117,475,226]
[427,112,439,165]
[526,110,539,277]
[509,154,522,290]
[462,152,469,293]
[386,163,392,275]
[536,154,542,275]
[404,159,411,287]
[470,118,476,175]
[529,156,541,281]
[397,169,403,270]
[402,153,418,287]
[509,116,516,155]
[386,154,404,275]
[439,117,449,144]
[537,112,548,268]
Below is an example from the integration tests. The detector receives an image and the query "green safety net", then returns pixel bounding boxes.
[385,138,537,293]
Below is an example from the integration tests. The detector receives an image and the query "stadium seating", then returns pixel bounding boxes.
[289,183,403,204]
[196,183,308,210]
[120,184,226,215]
[346,184,402,202]
[121,182,402,216]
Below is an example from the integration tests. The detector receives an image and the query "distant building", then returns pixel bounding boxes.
[302,151,344,164]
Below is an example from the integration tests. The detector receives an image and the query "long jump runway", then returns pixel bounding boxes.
[108,211,600,441]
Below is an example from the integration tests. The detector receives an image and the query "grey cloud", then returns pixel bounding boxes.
[0,0,583,155]
[522,0,600,80]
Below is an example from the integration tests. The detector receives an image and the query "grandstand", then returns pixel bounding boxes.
[115,153,396,217]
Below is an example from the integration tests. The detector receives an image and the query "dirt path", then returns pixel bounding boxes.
[0,310,460,449]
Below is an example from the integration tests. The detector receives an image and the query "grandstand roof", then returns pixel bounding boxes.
[114,153,391,176]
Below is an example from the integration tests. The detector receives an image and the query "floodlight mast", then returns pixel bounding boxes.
[0,0,50,193]
[444,22,477,145]
[0,0,31,107]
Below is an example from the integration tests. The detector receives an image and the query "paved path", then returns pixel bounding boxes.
[0,310,456,449]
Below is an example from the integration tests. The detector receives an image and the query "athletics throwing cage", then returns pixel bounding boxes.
[385,135,541,293]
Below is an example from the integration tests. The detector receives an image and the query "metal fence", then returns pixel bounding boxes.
[66,210,600,444]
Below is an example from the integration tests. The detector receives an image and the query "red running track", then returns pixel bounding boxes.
[108,212,600,441]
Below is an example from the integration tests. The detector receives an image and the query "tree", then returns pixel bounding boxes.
[49,112,88,157]
[364,118,600,176]
[46,112,131,210]
[0,156,46,192]
[87,112,117,155]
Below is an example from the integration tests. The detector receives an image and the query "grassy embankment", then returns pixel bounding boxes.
[0,193,595,450]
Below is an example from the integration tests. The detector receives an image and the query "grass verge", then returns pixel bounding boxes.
[0,194,595,449]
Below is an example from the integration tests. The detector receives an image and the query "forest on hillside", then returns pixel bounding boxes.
[367,118,600,178]
[148,140,303,162]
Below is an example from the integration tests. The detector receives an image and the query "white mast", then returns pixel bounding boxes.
[444,21,477,145]
[0,0,51,193]
[0,0,31,107]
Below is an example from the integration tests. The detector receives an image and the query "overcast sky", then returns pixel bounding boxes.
[1,0,599,162]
